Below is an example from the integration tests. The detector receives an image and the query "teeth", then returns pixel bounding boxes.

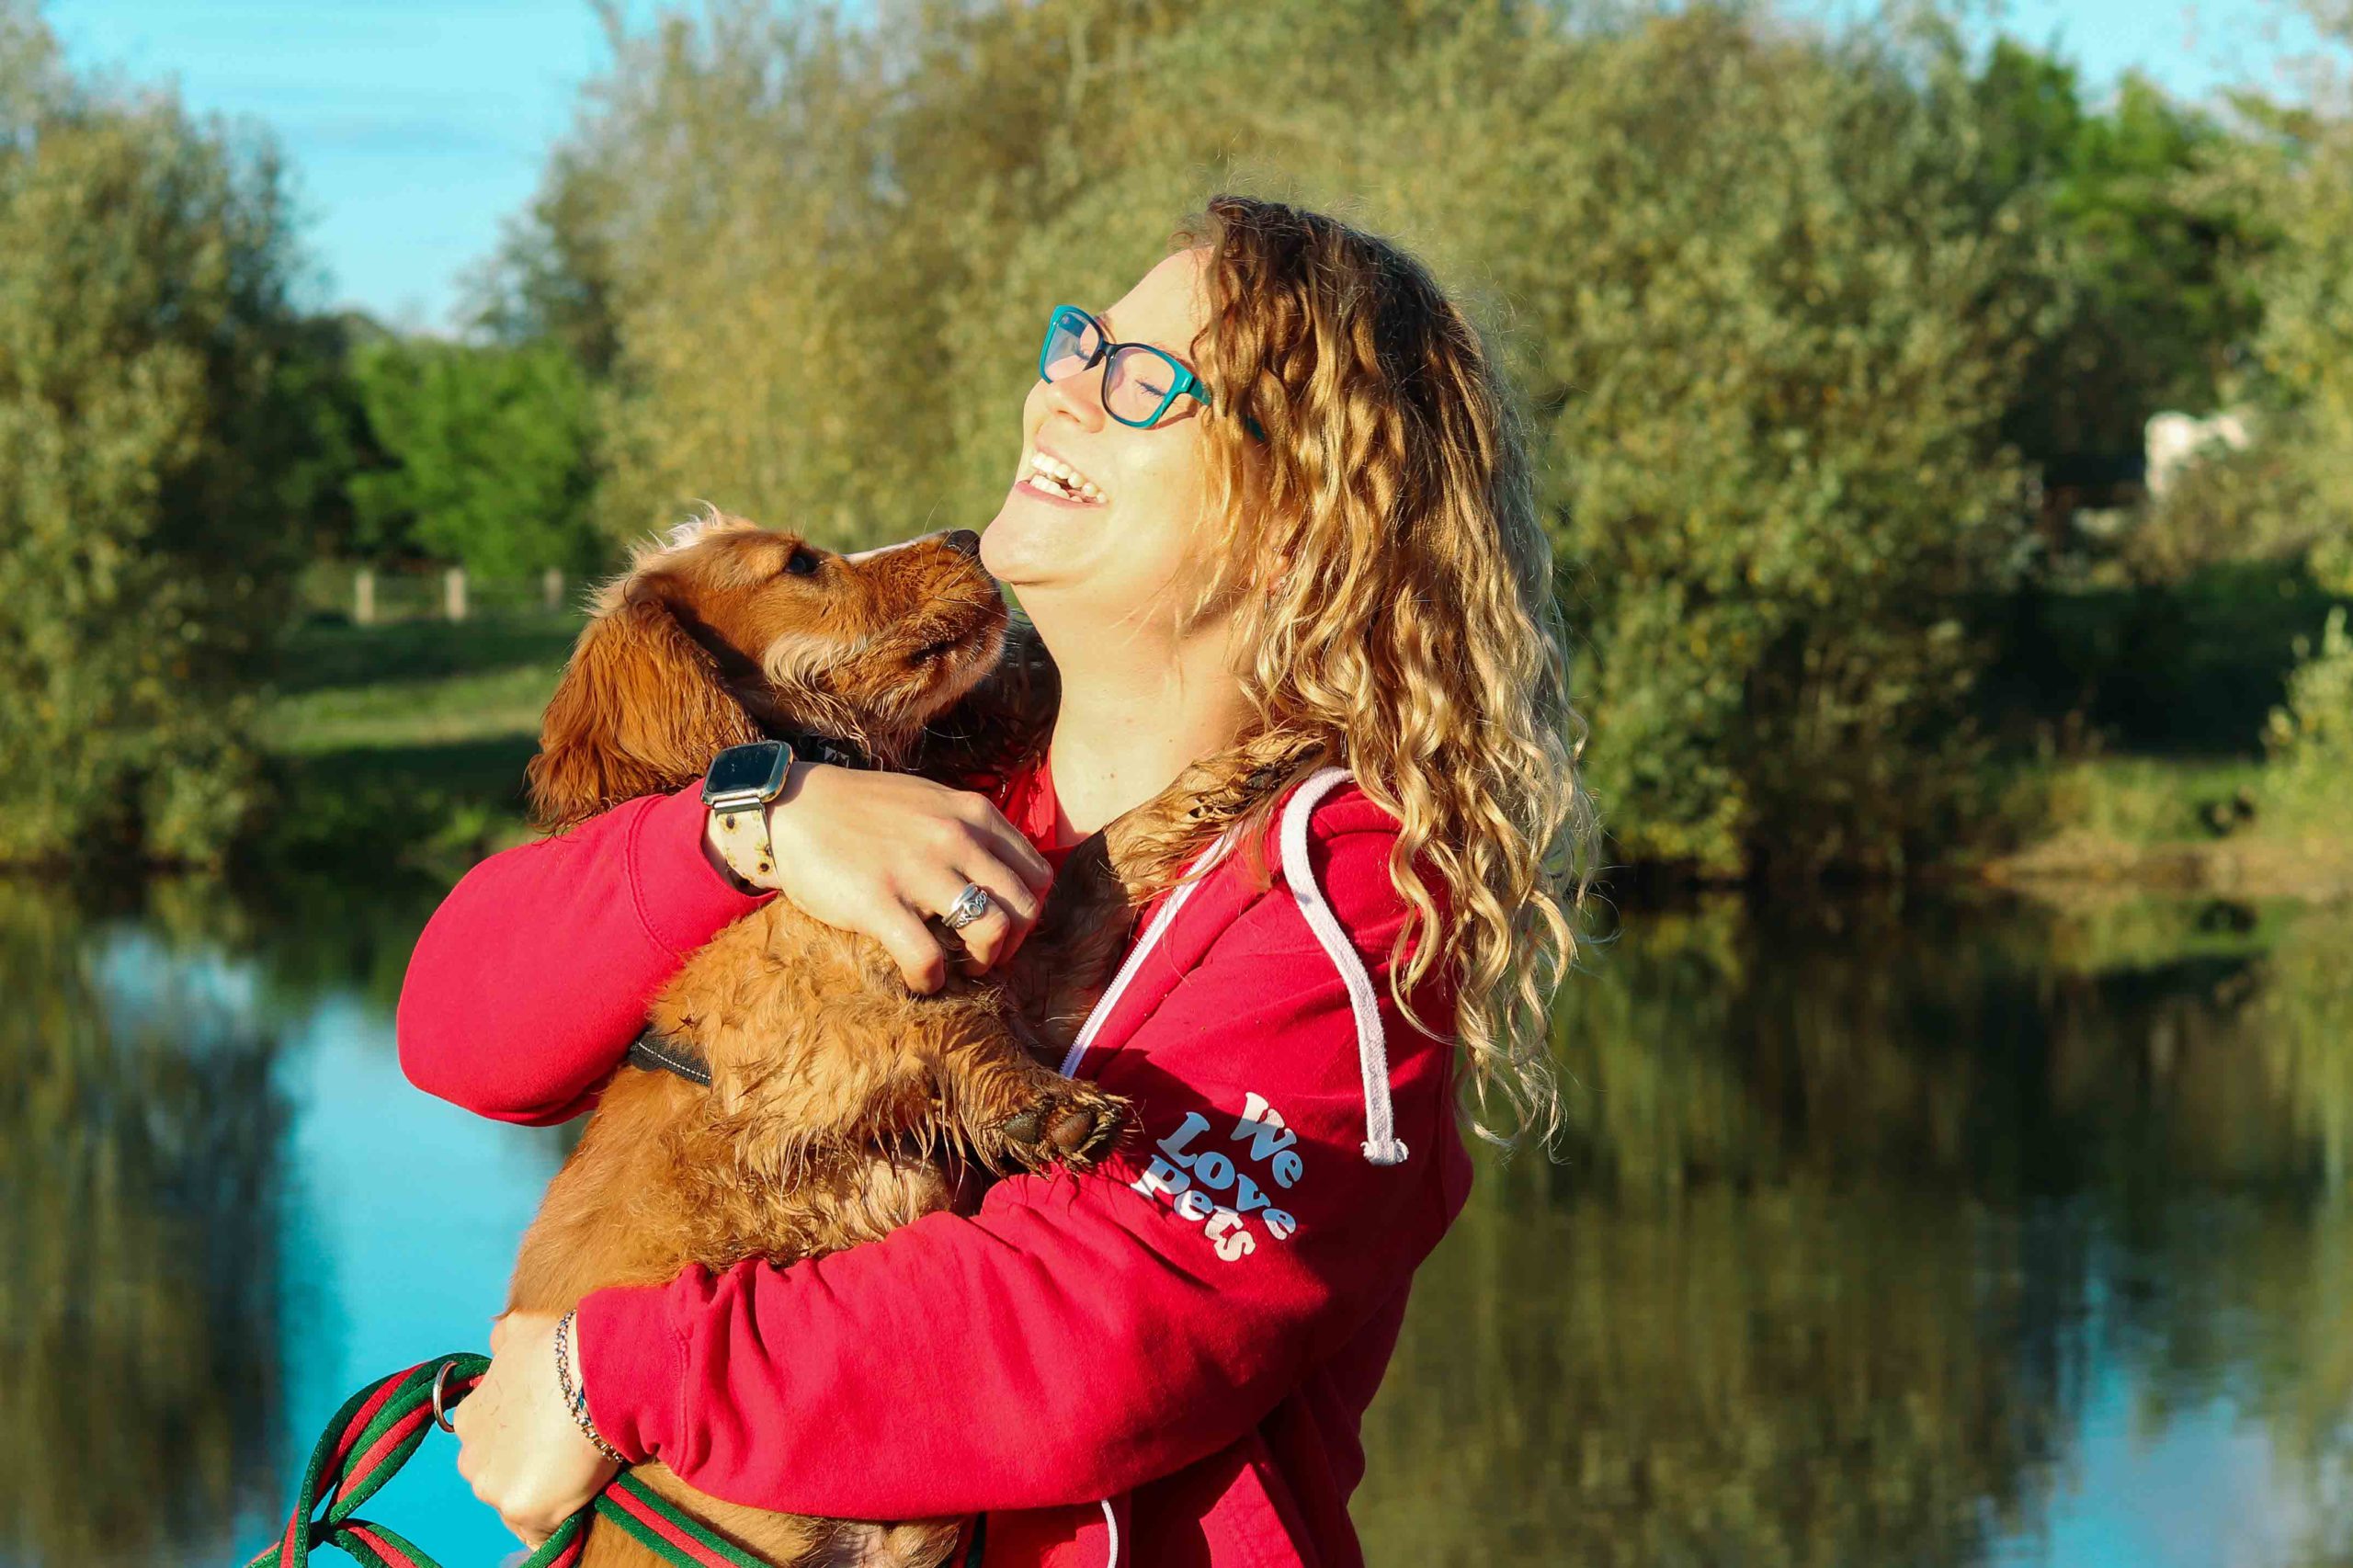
[1028,450,1104,503]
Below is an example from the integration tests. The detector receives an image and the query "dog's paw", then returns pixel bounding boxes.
[998,1081,1127,1171]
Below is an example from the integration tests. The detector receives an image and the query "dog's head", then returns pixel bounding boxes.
[527,513,1008,830]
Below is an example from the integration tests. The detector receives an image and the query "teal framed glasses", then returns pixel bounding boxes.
[1038,303,1243,432]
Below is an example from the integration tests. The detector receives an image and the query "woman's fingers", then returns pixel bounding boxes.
[756,766,1060,983]
[925,868,1027,973]
[953,795,1053,902]
[871,903,950,994]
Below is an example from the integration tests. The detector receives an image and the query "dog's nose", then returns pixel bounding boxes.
[942,529,981,558]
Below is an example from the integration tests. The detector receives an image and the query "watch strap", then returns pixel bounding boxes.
[710,796,780,887]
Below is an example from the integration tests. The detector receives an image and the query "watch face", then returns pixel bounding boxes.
[705,741,787,800]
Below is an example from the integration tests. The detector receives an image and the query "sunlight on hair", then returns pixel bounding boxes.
[1106,196,1601,1150]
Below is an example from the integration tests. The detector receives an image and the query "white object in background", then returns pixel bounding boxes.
[2145,409,2253,498]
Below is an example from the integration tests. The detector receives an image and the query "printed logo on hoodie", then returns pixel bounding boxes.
[1129,1092,1303,1261]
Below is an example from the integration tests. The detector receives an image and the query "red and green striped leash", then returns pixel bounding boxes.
[244,1353,774,1568]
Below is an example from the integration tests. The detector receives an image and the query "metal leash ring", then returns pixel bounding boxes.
[431,1359,462,1434]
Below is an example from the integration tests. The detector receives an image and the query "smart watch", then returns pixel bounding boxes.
[703,739,794,884]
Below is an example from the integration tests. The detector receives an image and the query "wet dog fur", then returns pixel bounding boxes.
[506,514,1134,1568]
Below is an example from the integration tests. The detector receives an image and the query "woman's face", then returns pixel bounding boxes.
[982,248,1226,631]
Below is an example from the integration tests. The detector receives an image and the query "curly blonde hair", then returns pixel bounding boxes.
[1107,195,1597,1147]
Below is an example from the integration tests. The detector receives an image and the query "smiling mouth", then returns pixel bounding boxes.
[1024,449,1105,505]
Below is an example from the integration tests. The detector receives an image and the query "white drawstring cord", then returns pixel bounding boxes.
[1280,767,1409,1165]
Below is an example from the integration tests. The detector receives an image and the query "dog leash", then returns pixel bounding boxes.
[243,1353,778,1568]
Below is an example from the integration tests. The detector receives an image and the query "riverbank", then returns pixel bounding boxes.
[1967,756,2353,903]
[257,616,2353,897]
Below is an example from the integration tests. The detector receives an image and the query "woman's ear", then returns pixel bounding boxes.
[526,584,766,831]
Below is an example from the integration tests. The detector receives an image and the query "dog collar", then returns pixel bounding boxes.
[783,730,871,769]
[626,1029,712,1086]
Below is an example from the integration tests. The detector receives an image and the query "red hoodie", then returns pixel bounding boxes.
[396,759,1472,1568]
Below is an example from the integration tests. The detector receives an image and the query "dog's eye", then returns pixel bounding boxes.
[783,549,820,578]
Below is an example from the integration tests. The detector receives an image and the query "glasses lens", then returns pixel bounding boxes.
[1041,309,1102,382]
[1104,346,1182,426]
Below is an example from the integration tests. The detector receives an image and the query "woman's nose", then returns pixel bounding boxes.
[1040,365,1107,430]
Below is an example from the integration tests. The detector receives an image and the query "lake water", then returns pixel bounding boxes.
[5,874,2350,1568]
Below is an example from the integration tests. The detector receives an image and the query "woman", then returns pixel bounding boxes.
[399,195,1591,1567]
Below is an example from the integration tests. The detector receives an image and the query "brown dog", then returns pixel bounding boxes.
[507,514,1132,1568]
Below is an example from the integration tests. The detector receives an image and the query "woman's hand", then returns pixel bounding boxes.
[705,762,1054,993]
[451,1312,619,1548]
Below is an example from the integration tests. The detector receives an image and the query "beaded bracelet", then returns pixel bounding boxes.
[553,1308,629,1466]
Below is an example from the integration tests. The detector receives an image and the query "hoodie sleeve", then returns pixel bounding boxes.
[572,812,1468,1517]
[395,784,771,1125]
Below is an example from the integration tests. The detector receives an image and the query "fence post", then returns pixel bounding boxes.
[444,566,469,622]
[354,567,376,626]
[542,566,564,613]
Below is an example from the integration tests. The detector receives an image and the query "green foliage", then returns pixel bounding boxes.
[2266,607,2353,823]
[465,145,621,378]
[2198,8,2353,597]
[1494,13,2046,876]
[0,5,305,865]
[2112,439,2319,584]
[484,0,2074,876]
[251,613,574,875]
[1980,562,2348,753]
[1970,47,2261,465]
[346,336,604,576]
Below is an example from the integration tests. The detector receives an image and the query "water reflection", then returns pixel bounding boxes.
[0,881,286,1567]
[4,879,2350,1565]
[0,875,570,1568]
[1357,892,2353,1567]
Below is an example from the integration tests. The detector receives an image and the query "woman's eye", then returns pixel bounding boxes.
[784,550,819,577]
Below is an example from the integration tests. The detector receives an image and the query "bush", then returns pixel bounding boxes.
[2115,440,2320,586]
[2266,606,2353,822]
[2222,18,2353,596]
[1497,12,2045,877]
[0,9,306,865]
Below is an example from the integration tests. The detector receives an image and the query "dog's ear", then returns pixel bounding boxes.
[527,585,766,831]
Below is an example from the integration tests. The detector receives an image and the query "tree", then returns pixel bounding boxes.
[346,337,604,578]
[1969,47,2263,472]
[2230,12,2353,594]
[0,4,308,864]
[499,0,2218,875]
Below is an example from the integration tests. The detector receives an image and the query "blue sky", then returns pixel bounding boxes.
[47,1,653,330]
[45,1,2337,333]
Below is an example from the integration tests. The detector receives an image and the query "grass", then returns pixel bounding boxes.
[256,612,579,872]
[264,661,563,756]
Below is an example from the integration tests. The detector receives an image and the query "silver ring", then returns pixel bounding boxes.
[942,882,995,931]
